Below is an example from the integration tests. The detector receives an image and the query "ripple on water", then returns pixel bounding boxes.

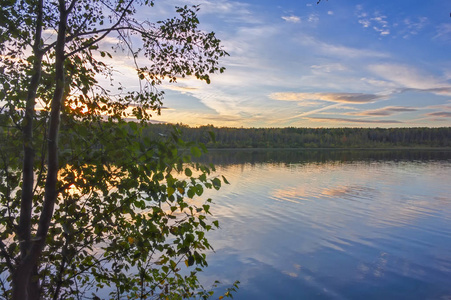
[202,156,451,299]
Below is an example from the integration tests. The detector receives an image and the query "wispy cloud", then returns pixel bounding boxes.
[401,17,428,38]
[167,85,198,93]
[400,87,451,96]
[299,35,390,58]
[425,102,451,111]
[349,106,417,116]
[356,6,390,36]
[426,112,451,118]
[288,103,344,119]
[166,0,259,24]
[434,23,451,41]
[307,13,319,24]
[282,15,300,23]
[368,64,451,93]
[305,117,402,124]
[281,13,318,24]
[355,5,432,40]
[310,63,347,74]
[270,92,386,103]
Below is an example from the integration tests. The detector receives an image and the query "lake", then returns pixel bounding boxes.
[195,149,451,299]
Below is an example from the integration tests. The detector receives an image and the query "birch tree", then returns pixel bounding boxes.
[0,0,235,299]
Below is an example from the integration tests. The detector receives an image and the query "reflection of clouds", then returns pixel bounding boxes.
[356,252,388,279]
[319,182,444,229]
[282,271,299,278]
[207,160,451,241]
[322,186,354,197]
[199,158,451,297]
[321,185,377,199]
[270,186,310,204]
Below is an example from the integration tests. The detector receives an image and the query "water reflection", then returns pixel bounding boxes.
[197,148,451,166]
[196,150,451,299]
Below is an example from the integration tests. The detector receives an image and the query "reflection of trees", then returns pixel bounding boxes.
[195,149,451,166]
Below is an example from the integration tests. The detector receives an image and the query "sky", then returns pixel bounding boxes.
[120,0,451,128]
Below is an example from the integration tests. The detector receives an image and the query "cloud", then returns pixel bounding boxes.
[327,11,334,15]
[166,85,198,94]
[434,23,451,41]
[371,15,390,36]
[356,6,430,39]
[349,106,417,116]
[425,102,451,111]
[282,15,300,23]
[199,114,246,122]
[399,87,451,96]
[401,17,428,38]
[305,117,402,124]
[426,112,451,118]
[356,7,390,36]
[270,92,386,103]
[299,36,389,58]
[368,64,451,92]
[287,103,344,119]
[165,0,258,24]
[311,63,347,74]
[307,14,319,24]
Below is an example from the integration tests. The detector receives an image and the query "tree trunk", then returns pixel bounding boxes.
[12,0,44,298]
[12,1,68,299]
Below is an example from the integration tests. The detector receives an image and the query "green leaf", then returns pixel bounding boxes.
[170,260,177,270]
[212,178,221,190]
[167,186,175,197]
[186,255,195,266]
[187,188,195,199]
[222,175,230,184]
[195,184,203,196]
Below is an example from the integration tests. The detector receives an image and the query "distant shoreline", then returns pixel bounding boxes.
[140,124,451,149]
[205,147,451,151]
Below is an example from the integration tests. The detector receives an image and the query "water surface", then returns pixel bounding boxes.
[198,150,451,299]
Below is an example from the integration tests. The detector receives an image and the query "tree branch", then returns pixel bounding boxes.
[0,238,14,272]
[65,0,136,58]
[66,0,78,14]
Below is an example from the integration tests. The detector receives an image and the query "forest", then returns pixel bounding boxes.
[141,124,451,149]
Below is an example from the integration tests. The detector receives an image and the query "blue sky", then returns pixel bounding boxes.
[132,0,451,128]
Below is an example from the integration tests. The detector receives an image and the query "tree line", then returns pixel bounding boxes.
[140,124,451,149]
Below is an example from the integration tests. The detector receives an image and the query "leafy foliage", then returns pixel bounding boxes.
[0,0,236,299]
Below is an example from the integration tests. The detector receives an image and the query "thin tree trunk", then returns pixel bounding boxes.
[12,1,68,299]
[13,0,44,298]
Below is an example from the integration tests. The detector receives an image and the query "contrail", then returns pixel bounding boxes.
[287,102,344,120]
